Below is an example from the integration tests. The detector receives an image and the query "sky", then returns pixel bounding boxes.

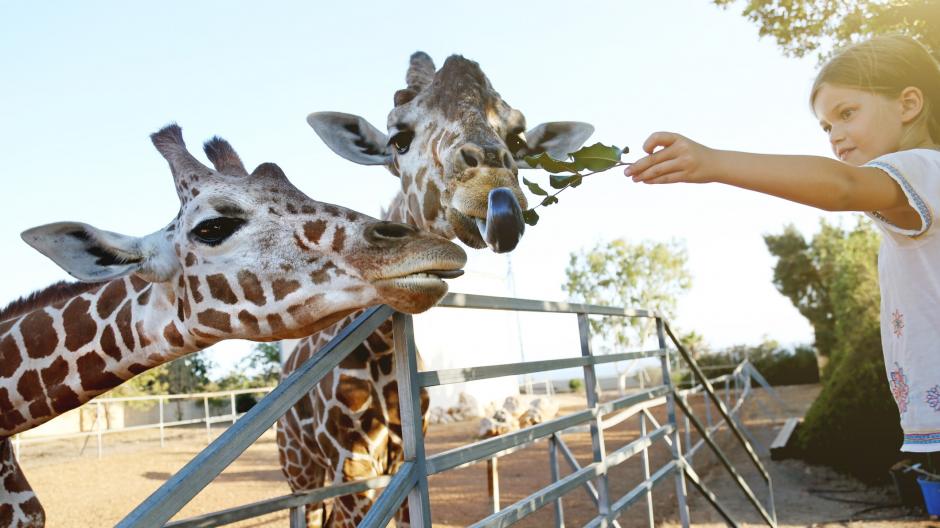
[0,1,857,378]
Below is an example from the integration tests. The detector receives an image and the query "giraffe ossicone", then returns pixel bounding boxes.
[0,123,466,527]
[277,51,594,527]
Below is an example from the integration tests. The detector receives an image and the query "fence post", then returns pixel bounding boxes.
[487,458,500,514]
[96,401,104,459]
[204,396,211,444]
[639,413,654,528]
[548,434,564,527]
[658,317,689,527]
[577,313,610,522]
[230,393,237,425]
[392,313,431,526]
[159,397,165,448]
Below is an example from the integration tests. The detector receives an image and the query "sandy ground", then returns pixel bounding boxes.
[15,384,939,527]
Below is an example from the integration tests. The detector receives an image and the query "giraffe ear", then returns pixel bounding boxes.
[307,111,390,166]
[21,222,178,283]
[517,122,595,169]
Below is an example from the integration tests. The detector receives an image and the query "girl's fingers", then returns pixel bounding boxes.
[631,158,683,183]
[627,144,678,177]
[643,131,679,154]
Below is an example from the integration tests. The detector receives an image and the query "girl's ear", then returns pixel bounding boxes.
[900,86,925,124]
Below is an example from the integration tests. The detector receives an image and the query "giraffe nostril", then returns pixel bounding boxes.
[370,221,415,240]
[461,148,479,168]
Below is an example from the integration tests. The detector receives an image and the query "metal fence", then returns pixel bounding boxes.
[11,388,274,459]
[117,293,782,527]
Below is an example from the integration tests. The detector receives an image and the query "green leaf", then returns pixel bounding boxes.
[541,195,559,207]
[549,174,575,189]
[522,209,539,226]
[522,177,548,196]
[569,175,583,188]
[569,142,623,172]
[524,152,580,173]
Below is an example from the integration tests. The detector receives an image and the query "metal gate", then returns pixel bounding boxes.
[117,293,780,527]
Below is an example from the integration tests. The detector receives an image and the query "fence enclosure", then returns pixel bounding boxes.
[115,293,782,527]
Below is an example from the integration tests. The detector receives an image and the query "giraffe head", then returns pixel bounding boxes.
[308,52,594,253]
[20,125,466,344]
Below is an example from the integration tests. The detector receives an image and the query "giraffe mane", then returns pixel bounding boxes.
[0,280,105,323]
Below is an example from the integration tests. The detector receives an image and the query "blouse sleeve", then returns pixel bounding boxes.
[864,150,940,240]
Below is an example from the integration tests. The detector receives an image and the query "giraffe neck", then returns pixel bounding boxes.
[0,275,203,437]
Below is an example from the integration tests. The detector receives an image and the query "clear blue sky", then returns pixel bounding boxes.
[1,1,852,375]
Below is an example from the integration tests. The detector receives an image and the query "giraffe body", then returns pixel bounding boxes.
[278,52,594,526]
[0,124,465,527]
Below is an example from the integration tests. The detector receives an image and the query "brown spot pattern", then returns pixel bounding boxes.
[238,271,266,306]
[331,227,346,253]
[206,274,238,304]
[197,309,232,333]
[187,276,204,303]
[267,314,286,334]
[49,385,80,414]
[237,311,260,334]
[116,301,135,349]
[135,321,152,348]
[40,357,68,387]
[101,326,121,361]
[20,311,57,359]
[17,370,42,401]
[163,323,184,347]
[337,374,372,411]
[129,275,149,292]
[272,279,300,301]
[76,353,124,391]
[423,181,441,221]
[96,280,126,319]
[0,336,21,378]
[304,220,328,244]
[63,297,96,352]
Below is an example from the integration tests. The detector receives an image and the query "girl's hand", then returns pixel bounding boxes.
[625,132,718,184]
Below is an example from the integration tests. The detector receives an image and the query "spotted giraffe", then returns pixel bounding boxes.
[277,51,594,526]
[0,124,466,527]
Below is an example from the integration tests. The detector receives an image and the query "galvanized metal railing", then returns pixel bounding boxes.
[118,293,780,527]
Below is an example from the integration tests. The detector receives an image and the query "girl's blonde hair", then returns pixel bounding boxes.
[811,35,940,147]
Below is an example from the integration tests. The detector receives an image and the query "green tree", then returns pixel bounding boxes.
[714,0,939,59]
[766,219,900,481]
[241,342,282,386]
[564,239,692,351]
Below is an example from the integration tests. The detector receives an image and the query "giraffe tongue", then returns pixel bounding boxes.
[479,187,525,253]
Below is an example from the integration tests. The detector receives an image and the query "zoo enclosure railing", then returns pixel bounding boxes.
[10,387,274,459]
[117,293,782,528]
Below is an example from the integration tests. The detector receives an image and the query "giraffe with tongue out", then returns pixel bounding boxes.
[0,124,466,527]
[277,51,594,526]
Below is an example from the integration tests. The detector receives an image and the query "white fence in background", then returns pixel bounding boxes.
[11,387,274,459]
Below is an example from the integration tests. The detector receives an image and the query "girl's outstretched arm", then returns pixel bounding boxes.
[626,132,917,226]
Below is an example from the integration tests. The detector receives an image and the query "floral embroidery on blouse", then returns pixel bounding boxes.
[927,386,940,411]
[891,363,911,414]
[892,309,905,338]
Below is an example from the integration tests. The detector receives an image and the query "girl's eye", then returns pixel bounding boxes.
[506,132,528,155]
[841,109,854,120]
[190,217,246,246]
[389,130,415,155]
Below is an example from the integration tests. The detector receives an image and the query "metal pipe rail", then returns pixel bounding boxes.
[118,293,777,527]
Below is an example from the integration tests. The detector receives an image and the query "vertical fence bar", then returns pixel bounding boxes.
[159,398,165,448]
[577,314,610,522]
[487,458,500,513]
[658,317,689,527]
[704,388,713,429]
[204,397,211,444]
[640,413,654,528]
[289,504,306,528]
[683,393,692,463]
[230,393,237,424]
[548,434,564,527]
[392,313,431,526]
[96,401,104,459]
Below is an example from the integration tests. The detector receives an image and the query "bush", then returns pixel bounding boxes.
[679,341,819,387]
[569,378,584,392]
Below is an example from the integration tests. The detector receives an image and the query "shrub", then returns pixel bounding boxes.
[569,378,584,392]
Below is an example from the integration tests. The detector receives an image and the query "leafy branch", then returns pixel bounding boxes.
[521,142,630,226]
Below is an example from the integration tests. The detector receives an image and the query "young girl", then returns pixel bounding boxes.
[626,34,940,453]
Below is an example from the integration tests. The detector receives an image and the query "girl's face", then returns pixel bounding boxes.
[813,83,905,166]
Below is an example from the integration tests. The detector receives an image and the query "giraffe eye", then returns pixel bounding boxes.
[506,132,527,155]
[389,130,415,155]
[190,217,246,246]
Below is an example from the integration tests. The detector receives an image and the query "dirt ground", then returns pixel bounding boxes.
[16,384,939,527]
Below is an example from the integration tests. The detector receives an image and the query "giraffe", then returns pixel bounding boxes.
[0,124,466,527]
[276,51,594,526]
